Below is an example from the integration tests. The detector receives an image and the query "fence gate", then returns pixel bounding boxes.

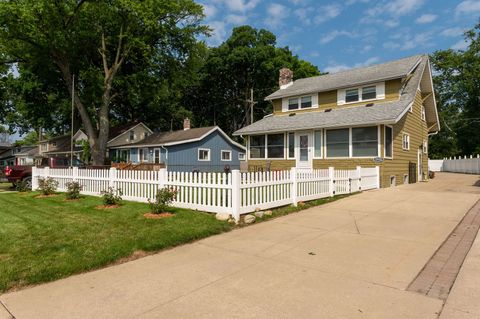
[408,162,417,184]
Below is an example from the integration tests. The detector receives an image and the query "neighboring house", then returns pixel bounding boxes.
[233,54,439,188]
[38,122,152,160]
[110,119,246,172]
[0,145,38,166]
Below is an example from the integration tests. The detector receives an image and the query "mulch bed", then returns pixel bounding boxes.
[95,204,121,210]
[143,212,174,219]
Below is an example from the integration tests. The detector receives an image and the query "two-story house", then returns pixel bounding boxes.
[233,55,439,188]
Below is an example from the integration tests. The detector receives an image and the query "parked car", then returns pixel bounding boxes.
[4,157,85,189]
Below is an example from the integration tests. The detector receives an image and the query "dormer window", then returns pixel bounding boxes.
[283,95,317,112]
[338,82,385,105]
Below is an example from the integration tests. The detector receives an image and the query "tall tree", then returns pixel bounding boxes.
[430,22,480,157]
[184,26,321,135]
[0,0,207,164]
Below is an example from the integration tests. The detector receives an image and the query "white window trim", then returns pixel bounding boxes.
[325,126,380,159]
[248,133,287,160]
[282,95,319,112]
[421,105,426,121]
[221,150,232,161]
[238,152,245,161]
[198,148,211,161]
[384,125,393,159]
[409,104,413,113]
[423,140,428,154]
[402,133,410,151]
[337,82,385,105]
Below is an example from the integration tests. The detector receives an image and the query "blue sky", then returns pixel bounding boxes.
[199,0,479,72]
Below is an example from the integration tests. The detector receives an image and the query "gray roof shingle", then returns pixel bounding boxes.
[234,55,427,136]
[266,54,423,100]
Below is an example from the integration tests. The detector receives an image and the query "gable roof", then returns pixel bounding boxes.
[266,55,423,100]
[111,126,246,150]
[234,55,439,135]
[107,122,153,143]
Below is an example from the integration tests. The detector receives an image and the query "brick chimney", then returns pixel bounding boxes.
[279,68,293,89]
[183,118,191,130]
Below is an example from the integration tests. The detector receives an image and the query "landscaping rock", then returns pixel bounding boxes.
[265,210,273,216]
[215,213,230,221]
[244,214,256,224]
[254,211,265,218]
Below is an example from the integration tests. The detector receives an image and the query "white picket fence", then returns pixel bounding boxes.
[32,166,379,221]
[429,155,480,174]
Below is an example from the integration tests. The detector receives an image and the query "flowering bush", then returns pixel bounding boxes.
[101,187,123,206]
[65,181,82,200]
[148,187,178,214]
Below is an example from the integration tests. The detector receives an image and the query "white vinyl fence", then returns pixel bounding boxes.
[429,155,480,174]
[32,166,379,221]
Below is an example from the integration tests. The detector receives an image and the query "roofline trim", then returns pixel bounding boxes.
[106,122,154,144]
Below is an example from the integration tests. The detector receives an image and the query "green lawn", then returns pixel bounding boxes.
[0,182,13,192]
[0,192,233,293]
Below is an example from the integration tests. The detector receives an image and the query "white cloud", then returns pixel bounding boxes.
[415,14,437,24]
[226,14,247,24]
[455,0,480,16]
[201,3,218,18]
[208,20,227,45]
[383,31,433,51]
[362,0,425,27]
[317,4,342,23]
[320,30,353,44]
[324,57,380,73]
[441,27,465,37]
[265,3,288,28]
[224,0,260,12]
[452,39,470,50]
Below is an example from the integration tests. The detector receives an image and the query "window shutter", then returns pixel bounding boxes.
[377,82,385,100]
[337,89,346,105]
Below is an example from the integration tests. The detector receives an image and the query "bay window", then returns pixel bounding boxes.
[352,127,378,157]
[326,129,349,157]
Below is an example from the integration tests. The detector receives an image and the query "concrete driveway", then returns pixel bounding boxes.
[1,173,479,319]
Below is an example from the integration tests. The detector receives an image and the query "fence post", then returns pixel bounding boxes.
[109,167,116,189]
[291,167,297,206]
[158,168,166,190]
[44,166,50,179]
[72,166,78,182]
[231,170,241,222]
[329,167,335,197]
[32,166,38,190]
[375,166,380,189]
[356,166,362,191]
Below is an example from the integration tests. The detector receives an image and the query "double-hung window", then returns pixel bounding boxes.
[421,105,426,121]
[288,98,299,110]
[267,134,284,158]
[326,129,349,157]
[250,135,265,159]
[362,86,376,100]
[301,96,312,108]
[402,133,410,150]
[352,127,378,157]
[423,140,428,154]
[345,89,359,103]
[342,85,379,104]
[287,95,313,111]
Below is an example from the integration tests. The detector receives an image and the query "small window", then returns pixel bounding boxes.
[238,152,245,160]
[384,126,393,158]
[421,105,426,121]
[402,133,410,150]
[362,86,376,100]
[345,89,359,103]
[288,98,299,110]
[198,148,210,161]
[288,132,295,158]
[144,132,149,139]
[250,135,266,159]
[314,130,322,158]
[267,134,285,158]
[423,140,428,154]
[301,96,312,108]
[129,131,135,141]
[221,150,231,161]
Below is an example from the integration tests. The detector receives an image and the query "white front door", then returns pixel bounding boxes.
[296,131,313,170]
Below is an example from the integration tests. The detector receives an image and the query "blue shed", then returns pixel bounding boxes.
[109,126,246,172]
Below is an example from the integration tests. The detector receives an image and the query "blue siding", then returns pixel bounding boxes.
[165,131,245,172]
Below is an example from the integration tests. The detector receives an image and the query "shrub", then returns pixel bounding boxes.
[101,187,123,206]
[38,177,58,195]
[148,187,178,214]
[15,179,31,192]
[65,181,82,200]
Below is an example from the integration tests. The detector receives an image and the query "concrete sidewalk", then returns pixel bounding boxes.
[1,173,479,318]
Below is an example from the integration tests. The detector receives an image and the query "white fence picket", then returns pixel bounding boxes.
[430,156,480,174]
[32,165,380,221]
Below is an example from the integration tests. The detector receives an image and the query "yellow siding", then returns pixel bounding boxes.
[248,159,295,171]
[272,79,402,115]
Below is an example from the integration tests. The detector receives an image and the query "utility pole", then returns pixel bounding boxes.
[70,74,75,167]
[245,88,257,125]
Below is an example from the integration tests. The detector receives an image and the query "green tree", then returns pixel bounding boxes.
[184,26,321,135]
[430,22,480,157]
[14,131,38,146]
[0,0,207,164]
